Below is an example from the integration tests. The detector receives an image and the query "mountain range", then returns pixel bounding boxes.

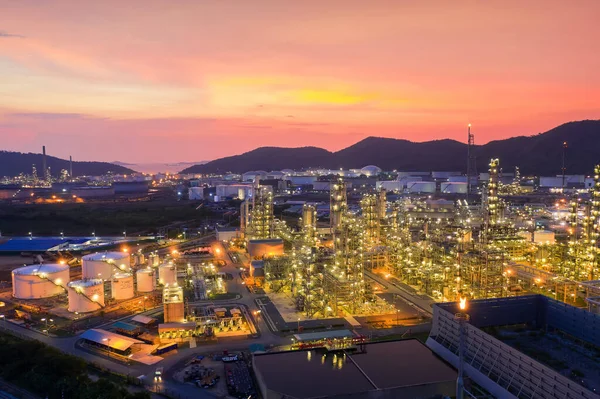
[181,120,600,176]
[0,151,135,178]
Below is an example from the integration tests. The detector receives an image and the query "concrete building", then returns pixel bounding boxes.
[253,339,457,399]
[427,296,600,399]
[216,227,239,242]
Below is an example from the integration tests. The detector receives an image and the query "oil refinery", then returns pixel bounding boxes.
[2,150,600,399]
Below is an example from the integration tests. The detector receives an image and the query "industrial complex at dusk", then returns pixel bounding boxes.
[1,130,600,399]
[2,1,600,398]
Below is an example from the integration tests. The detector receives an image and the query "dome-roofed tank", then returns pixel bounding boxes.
[136,268,156,292]
[67,279,104,313]
[82,251,130,280]
[360,165,382,177]
[111,273,134,300]
[12,263,70,299]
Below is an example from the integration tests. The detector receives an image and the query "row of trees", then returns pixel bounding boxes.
[0,333,150,399]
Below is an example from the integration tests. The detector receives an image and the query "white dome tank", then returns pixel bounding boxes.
[12,263,70,299]
[136,268,156,292]
[158,264,177,286]
[67,279,104,313]
[111,273,134,300]
[82,251,130,280]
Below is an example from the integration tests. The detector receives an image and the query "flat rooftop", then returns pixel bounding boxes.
[254,339,456,399]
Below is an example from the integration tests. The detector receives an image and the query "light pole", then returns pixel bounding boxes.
[297,317,301,332]
[455,297,470,399]
[0,314,5,328]
[102,338,112,358]
[41,318,53,333]
[143,296,148,311]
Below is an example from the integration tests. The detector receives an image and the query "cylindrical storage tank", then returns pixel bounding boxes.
[111,273,134,300]
[136,268,156,292]
[12,263,70,299]
[82,251,130,280]
[67,279,104,313]
[147,253,159,267]
[158,264,177,286]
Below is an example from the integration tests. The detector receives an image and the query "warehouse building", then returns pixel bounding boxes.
[253,339,456,399]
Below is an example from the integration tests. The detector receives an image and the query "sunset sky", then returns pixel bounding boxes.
[1,0,599,163]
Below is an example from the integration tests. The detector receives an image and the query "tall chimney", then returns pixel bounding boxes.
[42,146,47,179]
[69,156,73,177]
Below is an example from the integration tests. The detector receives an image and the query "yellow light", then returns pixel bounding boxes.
[459,297,467,310]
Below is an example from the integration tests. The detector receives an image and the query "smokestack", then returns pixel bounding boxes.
[42,146,47,179]
[69,156,73,177]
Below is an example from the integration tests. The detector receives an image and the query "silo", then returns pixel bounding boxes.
[12,263,70,299]
[158,264,177,286]
[136,268,155,292]
[82,251,130,280]
[111,273,134,300]
[67,279,104,313]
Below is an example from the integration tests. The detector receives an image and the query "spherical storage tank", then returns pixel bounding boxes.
[158,264,177,286]
[67,279,104,313]
[82,251,130,280]
[12,263,70,299]
[111,273,134,300]
[136,268,156,292]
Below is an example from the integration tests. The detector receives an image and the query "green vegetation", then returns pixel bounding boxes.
[0,333,150,399]
[0,201,213,236]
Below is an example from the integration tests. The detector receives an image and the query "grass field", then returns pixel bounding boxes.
[0,200,213,236]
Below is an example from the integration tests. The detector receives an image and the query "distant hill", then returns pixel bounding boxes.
[0,151,136,177]
[112,161,208,174]
[181,120,600,175]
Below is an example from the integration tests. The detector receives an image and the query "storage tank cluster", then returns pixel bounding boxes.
[12,250,162,314]
[67,279,104,313]
[82,251,131,280]
[12,263,70,299]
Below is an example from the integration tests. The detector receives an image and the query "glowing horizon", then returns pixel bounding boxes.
[1,1,599,163]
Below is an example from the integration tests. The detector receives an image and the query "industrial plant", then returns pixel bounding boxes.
[3,133,600,399]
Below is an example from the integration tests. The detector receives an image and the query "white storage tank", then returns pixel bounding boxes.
[111,273,134,300]
[147,253,160,267]
[158,264,177,286]
[441,182,468,194]
[406,181,436,193]
[82,251,130,280]
[12,263,70,299]
[534,230,556,244]
[136,268,156,292]
[67,279,105,313]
